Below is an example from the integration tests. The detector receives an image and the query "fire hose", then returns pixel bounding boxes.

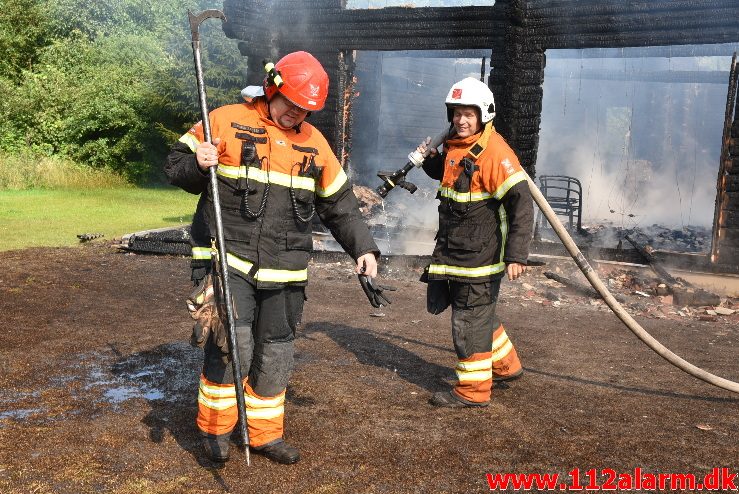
[188,9,251,464]
[379,131,739,394]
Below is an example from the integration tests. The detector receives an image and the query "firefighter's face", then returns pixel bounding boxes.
[269,93,309,129]
[452,106,481,138]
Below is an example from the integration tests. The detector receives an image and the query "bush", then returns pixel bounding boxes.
[0,0,246,185]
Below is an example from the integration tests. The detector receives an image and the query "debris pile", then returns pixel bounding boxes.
[641,225,712,253]
[538,223,712,254]
[505,260,738,325]
[307,253,738,325]
[352,185,383,219]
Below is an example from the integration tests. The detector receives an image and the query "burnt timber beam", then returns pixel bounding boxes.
[550,44,739,59]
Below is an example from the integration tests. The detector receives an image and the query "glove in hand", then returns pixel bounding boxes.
[358,275,396,308]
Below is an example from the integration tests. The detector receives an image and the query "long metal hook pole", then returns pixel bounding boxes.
[189,10,251,465]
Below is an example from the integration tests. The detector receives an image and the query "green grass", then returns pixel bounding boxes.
[0,152,131,189]
[0,187,199,251]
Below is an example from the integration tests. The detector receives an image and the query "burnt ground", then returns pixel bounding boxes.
[0,244,737,494]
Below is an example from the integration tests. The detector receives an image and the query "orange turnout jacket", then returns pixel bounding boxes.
[423,123,534,283]
[165,96,379,288]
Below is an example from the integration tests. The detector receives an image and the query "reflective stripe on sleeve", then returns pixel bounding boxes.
[427,263,505,278]
[316,168,348,198]
[492,170,526,200]
[179,133,201,153]
[192,247,212,260]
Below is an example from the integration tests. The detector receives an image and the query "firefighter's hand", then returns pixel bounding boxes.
[356,253,378,278]
[416,136,438,158]
[506,262,526,281]
[196,138,222,171]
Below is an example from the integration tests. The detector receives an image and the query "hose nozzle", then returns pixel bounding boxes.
[376,163,416,198]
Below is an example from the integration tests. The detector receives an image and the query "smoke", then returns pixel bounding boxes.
[537,138,719,229]
[348,46,733,258]
[538,51,732,229]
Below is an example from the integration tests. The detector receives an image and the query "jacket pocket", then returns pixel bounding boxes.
[289,188,316,227]
[222,214,255,243]
[285,231,313,251]
[447,226,484,252]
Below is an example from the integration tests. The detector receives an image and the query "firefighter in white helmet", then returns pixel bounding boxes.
[416,76,533,407]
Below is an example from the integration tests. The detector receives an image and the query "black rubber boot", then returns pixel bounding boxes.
[430,390,489,408]
[252,439,300,464]
[493,368,524,383]
[201,432,230,463]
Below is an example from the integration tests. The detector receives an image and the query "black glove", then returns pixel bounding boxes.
[426,279,451,315]
[358,275,396,308]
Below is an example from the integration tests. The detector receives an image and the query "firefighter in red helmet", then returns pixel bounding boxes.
[165,51,380,464]
[416,77,533,408]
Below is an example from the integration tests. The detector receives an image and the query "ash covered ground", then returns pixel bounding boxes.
[0,243,737,493]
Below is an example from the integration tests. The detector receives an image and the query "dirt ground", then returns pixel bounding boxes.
[0,243,737,494]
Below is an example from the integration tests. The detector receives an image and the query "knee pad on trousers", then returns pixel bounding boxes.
[452,303,497,358]
[250,340,295,397]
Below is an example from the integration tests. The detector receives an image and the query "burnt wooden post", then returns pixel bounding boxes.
[712,53,739,267]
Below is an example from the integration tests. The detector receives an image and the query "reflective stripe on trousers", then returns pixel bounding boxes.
[194,273,304,447]
[196,375,286,447]
[492,324,522,379]
[453,324,521,403]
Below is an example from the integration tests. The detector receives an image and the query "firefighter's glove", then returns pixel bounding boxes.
[426,279,451,315]
[186,274,229,354]
[358,275,396,308]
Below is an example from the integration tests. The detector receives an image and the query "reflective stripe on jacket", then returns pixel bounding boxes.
[424,123,533,283]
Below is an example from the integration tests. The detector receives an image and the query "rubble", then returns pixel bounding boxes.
[537,223,713,255]
[672,287,722,307]
[352,185,383,219]
[500,258,738,326]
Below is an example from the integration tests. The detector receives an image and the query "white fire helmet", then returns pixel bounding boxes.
[445,77,496,123]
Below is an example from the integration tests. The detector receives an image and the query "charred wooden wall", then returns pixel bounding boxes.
[221,0,739,265]
[713,56,739,267]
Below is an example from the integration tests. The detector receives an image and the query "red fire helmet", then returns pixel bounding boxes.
[264,51,329,111]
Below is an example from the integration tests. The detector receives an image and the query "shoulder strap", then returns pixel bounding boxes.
[466,122,494,161]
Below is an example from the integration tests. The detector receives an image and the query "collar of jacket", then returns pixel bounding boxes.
[446,122,494,161]
[244,96,303,133]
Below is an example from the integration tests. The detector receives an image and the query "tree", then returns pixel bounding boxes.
[0,0,246,183]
